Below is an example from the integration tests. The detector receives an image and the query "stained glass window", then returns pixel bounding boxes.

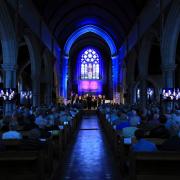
[80,48,100,79]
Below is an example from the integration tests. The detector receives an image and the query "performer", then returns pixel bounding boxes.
[92,95,97,109]
[87,94,92,109]
[97,95,102,107]
[73,94,79,104]
[102,95,106,105]
[82,94,87,109]
[70,92,75,105]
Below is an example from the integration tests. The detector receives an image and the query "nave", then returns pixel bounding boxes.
[0,0,180,180]
[54,113,121,180]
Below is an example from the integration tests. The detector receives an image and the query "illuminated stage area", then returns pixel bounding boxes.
[68,44,112,98]
[61,25,118,100]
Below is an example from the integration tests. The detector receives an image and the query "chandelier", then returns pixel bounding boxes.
[162,88,180,101]
[0,89,16,101]
[20,91,32,100]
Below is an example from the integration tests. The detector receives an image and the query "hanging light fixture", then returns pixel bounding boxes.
[0,89,16,101]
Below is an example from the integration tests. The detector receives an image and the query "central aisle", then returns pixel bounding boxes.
[57,113,121,180]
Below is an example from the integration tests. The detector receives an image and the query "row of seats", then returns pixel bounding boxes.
[0,111,82,180]
[98,110,180,180]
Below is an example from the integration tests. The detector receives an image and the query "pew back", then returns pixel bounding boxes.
[0,150,45,180]
[129,151,180,180]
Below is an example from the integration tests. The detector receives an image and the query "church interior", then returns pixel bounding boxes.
[0,0,180,179]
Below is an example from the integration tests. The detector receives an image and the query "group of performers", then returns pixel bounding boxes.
[70,93,106,109]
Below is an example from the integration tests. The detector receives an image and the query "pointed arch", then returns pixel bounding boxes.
[64,25,117,56]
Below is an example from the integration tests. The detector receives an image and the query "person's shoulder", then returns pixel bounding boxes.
[143,139,157,147]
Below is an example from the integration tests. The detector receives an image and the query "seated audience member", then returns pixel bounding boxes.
[1,116,11,131]
[160,126,180,151]
[113,112,129,126]
[129,110,141,126]
[115,122,129,130]
[35,113,48,128]
[149,115,170,138]
[11,111,21,129]
[106,112,119,123]
[146,113,160,130]
[2,122,22,140]
[165,114,177,133]
[122,126,138,138]
[173,110,180,125]
[138,116,148,129]
[151,113,160,125]
[132,129,157,152]
[119,110,139,137]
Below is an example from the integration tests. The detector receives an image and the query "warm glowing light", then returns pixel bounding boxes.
[80,81,99,90]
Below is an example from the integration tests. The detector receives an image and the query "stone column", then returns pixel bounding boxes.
[162,64,176,88]
[127,84,135,105]
[161,64,176,112]
[61,54,69,99]
[44,82,52,105]
[54,57,61,100]
[2,64,17,115]
[45,69,53,105]
[177,64,180,87]
[32,74,40,107]
[126,50,136,105]
[111,55,119,102]
[139,78,147,108]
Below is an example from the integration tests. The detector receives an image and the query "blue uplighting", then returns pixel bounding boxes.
[64,25,117,56]
[61,25,118,98]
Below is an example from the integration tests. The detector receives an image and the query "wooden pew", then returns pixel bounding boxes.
[129,151,180,180]
[51,130,63,159]
[0,150,45,180]
[0,138,54,178]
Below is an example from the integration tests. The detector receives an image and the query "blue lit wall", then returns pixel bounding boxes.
[64,25,117,56]
[62,25,118,98]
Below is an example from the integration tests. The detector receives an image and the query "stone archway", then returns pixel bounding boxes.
[133,78,158,105]
[161,0,180,88]
[61,25,118,99]
[137,30,159,107]
[0,0,17,115]
[126,49,137,104]
[24,31,41,106]
[43,49,54,105]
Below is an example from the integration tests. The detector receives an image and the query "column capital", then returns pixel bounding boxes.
[62,53,69,60]
[111,54,119,60]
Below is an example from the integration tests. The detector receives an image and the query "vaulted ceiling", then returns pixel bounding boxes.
[32,0,147,48]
